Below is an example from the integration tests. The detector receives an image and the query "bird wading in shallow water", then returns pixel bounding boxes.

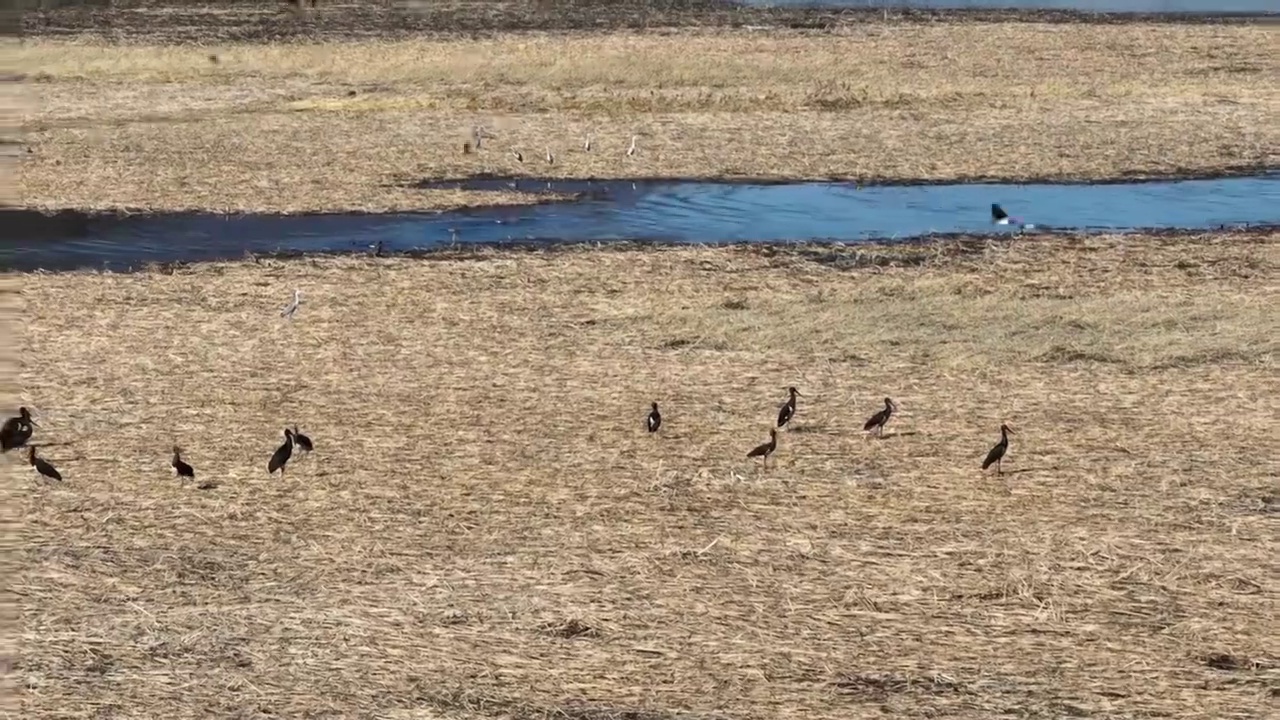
[777,387,802,429]
[646,402,662,434]
[982,424,1014,475]
[29,446,62,482]
[1,406,36,452]
[268,428,294,477]
[863,397,897,437]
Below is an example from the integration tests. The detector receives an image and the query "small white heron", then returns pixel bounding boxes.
[512,150,524,163]
[281,288,302,319]
[626,135,637,157]
[545,147,555,164]
[584,135,592,152]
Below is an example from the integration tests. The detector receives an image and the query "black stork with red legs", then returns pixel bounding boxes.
[863,397,897,437]
[982,424,1014,475]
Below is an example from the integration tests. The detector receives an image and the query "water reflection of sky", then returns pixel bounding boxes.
[2,174,1277,271]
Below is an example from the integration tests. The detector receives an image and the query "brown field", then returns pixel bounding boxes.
[10,231,1280,718]
[12,19,1280,213]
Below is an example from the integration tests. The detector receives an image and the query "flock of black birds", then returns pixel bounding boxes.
[4,389,1012,484]
[1,406,315,484]
[645,387,1015,474]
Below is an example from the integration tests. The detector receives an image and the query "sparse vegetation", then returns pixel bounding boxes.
[12,17,1279,212]
[8,3,1279,718]
[14,231,1279,718]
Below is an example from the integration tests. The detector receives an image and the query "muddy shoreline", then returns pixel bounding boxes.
[21,0,1279,43]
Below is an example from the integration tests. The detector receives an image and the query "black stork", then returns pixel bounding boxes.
[1,406,36,452]
[747,428,778,467]
[28,446,62,482]
[982,424,1014,475]
[863,397,898,437]
[777,387,802,428]
[646,402,662,434]
[291,426,314,454]
[268,428,294,477]
[171,446,195,480]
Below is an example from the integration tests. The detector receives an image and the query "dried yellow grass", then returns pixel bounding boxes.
[11,232,1279,718]
[14,23,1280,213]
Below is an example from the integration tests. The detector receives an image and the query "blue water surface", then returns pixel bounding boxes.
[2,174,1277,271]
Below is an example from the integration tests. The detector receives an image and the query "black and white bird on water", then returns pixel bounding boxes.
[291,426,313,454]
[171,446,195,480]
[28,446,62,482]
[982,424,1014,475]
[863,397,898,436]
[747,428,778,467]
[777,386,802,428]
[268,428,294,477]
[646,402,662,434]
[1,406,36,451]
[991,203,1035,230]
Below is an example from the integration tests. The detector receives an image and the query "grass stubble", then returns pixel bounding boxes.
[11,231,1280,718]
[10,20,1280,213]
[6,2,1280,717]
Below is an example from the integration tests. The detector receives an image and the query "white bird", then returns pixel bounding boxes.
[512,150,523,163]
[584,135,592,152]
[545,147,555,164]
[626,135,637,157]
[281,288,301,319]
[471,126,483,150]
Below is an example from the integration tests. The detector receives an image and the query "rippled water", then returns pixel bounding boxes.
[3,174,1277,271]
[736,0,1277,13]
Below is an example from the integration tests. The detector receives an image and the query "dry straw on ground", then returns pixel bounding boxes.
[14,21,1280,213]
[11,231,1279,718]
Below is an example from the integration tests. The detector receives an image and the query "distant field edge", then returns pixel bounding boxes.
[17,1,1280,44]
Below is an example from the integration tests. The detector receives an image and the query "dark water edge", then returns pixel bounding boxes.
[5,171,1277,272]
[10,220,1278,275]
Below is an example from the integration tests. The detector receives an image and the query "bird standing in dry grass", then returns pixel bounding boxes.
[268,428,294,477]
[747,428,778,467]
[281,288,302,319]
[171,446,195,480]
[863,397,897,437]
[29,446,62,481]
[646,402,662,434]
[292,426,314,454]
[982,424,1014,475]
[777,387,801,428]
[626,135,637,156]
[1,406,35,451]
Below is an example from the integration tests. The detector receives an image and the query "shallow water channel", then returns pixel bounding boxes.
[3,174,1278,272]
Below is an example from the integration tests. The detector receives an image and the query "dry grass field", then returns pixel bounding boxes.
[10,231,1279,719]
[13,21,1280,213]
